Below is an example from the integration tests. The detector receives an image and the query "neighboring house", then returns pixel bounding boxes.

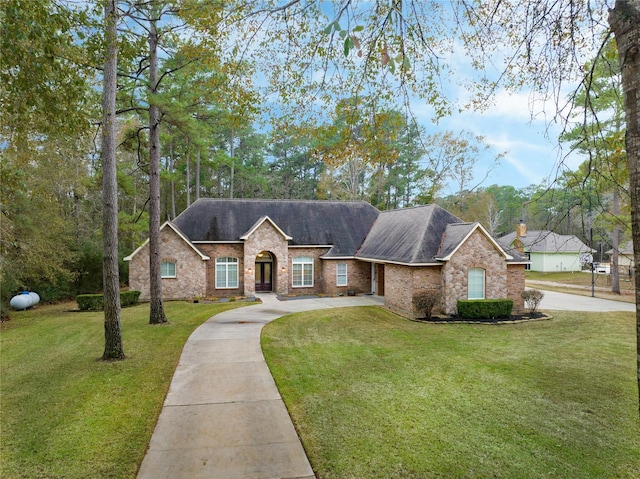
[125,199,527,317]
[606,240,635,276]
[498,223,593,273]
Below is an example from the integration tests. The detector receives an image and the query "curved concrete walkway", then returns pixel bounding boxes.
[136,293,384,479]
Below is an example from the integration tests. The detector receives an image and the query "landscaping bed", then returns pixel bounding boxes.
[413,311,551,324]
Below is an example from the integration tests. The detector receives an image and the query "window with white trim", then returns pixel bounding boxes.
[468,267,485,299]
[216,257,239,289]
[161,261,176,278]
[336,263,348,286]
[292,256,314,287]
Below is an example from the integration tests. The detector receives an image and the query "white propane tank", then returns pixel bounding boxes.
[28,291,40,305]
[10,291,40,310]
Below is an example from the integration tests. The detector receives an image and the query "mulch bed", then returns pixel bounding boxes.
[412,312,551,324]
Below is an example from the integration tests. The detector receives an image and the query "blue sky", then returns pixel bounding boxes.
[425,91,578,194]
[404,55,583,195]
[248,2,592,196]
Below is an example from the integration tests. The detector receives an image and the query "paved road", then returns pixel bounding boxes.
[536,288,636,312]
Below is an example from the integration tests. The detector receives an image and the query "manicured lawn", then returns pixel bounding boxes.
[262,307,640,479]
[0,300,251,479]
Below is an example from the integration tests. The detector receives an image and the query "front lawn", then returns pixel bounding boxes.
[526,270,635,297]
[0,300,251,479]
[262,307,640,479]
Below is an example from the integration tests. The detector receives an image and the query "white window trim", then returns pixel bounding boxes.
[468,267,485,299]
[216,257,239,289]
[161,261,177,279]
[292,256,314,288]
[336,263,348,287]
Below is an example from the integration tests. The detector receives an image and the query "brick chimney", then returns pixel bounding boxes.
[516,220,527,238]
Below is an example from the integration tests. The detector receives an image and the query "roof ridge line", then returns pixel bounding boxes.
[411,207,438,263]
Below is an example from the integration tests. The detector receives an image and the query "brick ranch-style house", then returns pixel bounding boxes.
[125,199,527,317]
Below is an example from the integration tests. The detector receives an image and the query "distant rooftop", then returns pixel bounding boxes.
[497,230,593,253]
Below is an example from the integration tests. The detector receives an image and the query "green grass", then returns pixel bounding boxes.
[262,306,640,479]
[526,271,636,303]
[526,270,635,290]
[0,300,251,479]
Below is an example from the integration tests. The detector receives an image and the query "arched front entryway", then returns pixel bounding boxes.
[255,251,274,292]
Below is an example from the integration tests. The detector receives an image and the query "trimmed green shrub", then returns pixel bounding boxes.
[77,294,104,311]
[77,291,141,311]
[121,290,141,307]
[457,299,513,319]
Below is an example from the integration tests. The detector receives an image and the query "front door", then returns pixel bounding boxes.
[255,259,272,292]
[376,264,385,296]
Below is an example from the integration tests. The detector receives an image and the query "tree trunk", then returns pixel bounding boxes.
[186,147,191,207]
[609,0,640,412]
[611,186,621,294]
[216,164,222,197]
[196,149,201,201]
[170,139,176,219]
[147,10,167,324]
[229,127,235,198]
[101,0,124,360]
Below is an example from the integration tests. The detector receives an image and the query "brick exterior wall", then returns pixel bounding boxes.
[321,259,372,295]
[243,221,290,296]
[382,264,414,316]
[127,221,525,310]
[128,227,207,301]
[383,230,525,318]
[384,264,443,318]
[506,263,526,312]
[196,243,244,298]
[285,247,330,296]
[442,230,512,315]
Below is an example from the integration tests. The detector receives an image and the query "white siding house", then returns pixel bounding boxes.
[498,225,593,273]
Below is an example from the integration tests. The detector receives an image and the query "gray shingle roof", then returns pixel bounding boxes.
[355,204,466,263]
[436,222,478,259]
[606,240,634,255]
[169,199,518,264]
[172,198,380,257]
[497,230,593,254]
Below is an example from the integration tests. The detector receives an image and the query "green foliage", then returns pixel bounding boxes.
[76,294,104,311]
[77,291,141,311]
[0,0,96,136]
[120,291,141,307]
[558,37,631,267]
[457,299,513,319]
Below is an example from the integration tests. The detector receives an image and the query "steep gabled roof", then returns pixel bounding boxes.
[355,204,465,264]
[123,221,210,261]
[436,222,476,260]
[606,240,634,256]
[172,198,380,257]
[497,230,593,254]
[436,222,514,261]
[240,216,292,240]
